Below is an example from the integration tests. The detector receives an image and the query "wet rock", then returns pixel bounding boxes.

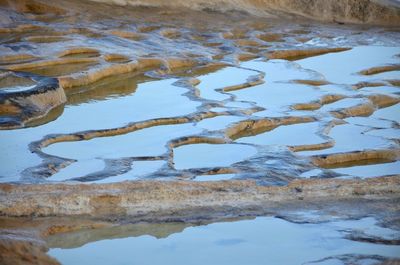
[0,71,65,129]
[359,64,400,75]
[0,236,59,265]
[265,47,351,60]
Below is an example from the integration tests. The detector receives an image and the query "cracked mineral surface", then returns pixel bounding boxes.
[0,0,400,264]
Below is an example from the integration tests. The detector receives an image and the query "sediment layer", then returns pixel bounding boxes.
[88,0,400,26]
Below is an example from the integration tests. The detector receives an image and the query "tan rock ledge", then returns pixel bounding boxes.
[0,176,399,219]
[265,47,351,60]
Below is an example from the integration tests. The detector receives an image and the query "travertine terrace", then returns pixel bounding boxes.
[0,0,400,264]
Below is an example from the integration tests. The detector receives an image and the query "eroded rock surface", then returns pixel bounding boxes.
[0,176,399,218]
[0,0,399,264]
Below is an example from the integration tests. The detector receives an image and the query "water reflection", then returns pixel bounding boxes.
[48,216,400,265]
